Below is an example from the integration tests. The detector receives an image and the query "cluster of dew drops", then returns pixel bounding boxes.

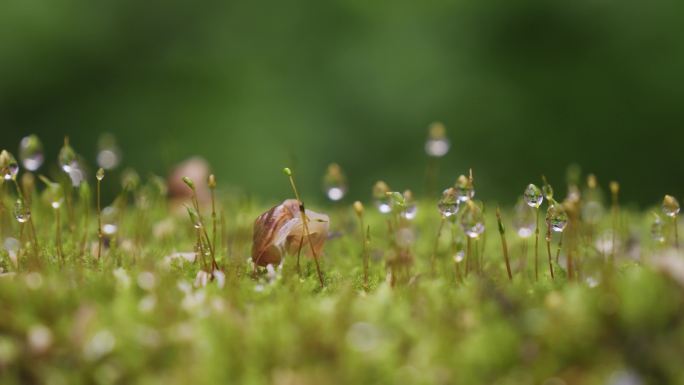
[3,125,681,259]
[320,122,682,261]
[1,134,123,255]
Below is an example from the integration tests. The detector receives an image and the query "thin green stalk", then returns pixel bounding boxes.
[296,233,304,277]
[496,207,512,281]
[546,221,554,280]
[284,168,324,287]
[184,177,217,270]
[194,206,216,270]
[209,175,218,266]
[534,207,540,281]
[12,178,39,262]
[610,183,619,263]
[196,227,208,271]
[363,225,370,290]
[97,176,103,260]
[79,194,89,258]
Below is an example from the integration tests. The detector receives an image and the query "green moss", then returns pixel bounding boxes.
[0,183,683,385]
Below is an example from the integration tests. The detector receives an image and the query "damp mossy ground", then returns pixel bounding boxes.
[1,192,683,385]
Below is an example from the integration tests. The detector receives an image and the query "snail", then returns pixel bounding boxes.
[251,199,329,267]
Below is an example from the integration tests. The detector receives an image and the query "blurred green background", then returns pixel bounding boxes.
[2,0,683,205]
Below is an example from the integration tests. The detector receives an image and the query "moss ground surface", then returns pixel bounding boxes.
[1,187,683,385]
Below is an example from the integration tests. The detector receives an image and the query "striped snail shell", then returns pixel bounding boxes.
[251,199,329,267]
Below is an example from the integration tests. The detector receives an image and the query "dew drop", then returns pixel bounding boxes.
[400,190,417,220]
[326,187,345,201]
[58,141,78,173]
[425,122,450,158]
[595,230,618,254]
[460,201,485,238]
[97,133,122,170]
[438,188,459,218]
[523,184,543,208]
[67,164,84,187]
[18,135,44,172]
[97,150,119,170]
[662,195,680,218]
[585,276,600,288]
[186,207,202,229]
[0,150,19,181]
[102,206,119,235]
[13,199,30,223]
[651,215,665,243]
[375,201,391,214]
[372,181,391,214]
[403,203,418,220]
[513,199,535,238]
[546,203,568,233]
[42,183,64,210]
[425,139,450,157]
[323,163,347,202]
[454,175,474,202]
[96,168,105,181]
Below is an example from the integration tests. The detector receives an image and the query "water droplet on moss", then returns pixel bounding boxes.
[323,163,347,202]
[102,206,119,235]
[372,181,391,214]
[97,133,122,170]
[19,135,44,171]
[438,188,459,218]
[454,175,474,202]
[425,122,450,158]
[58,142,77,173]
[0,150,19,181]
[662,195,680,218]
[523,184,543,208]
[14,199,30,223]
[547,203,568,233]
[651,215,665,243]
[513,199,535,238]
[460,201,485,238]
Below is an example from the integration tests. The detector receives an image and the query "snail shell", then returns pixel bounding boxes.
[251,199,329,267]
